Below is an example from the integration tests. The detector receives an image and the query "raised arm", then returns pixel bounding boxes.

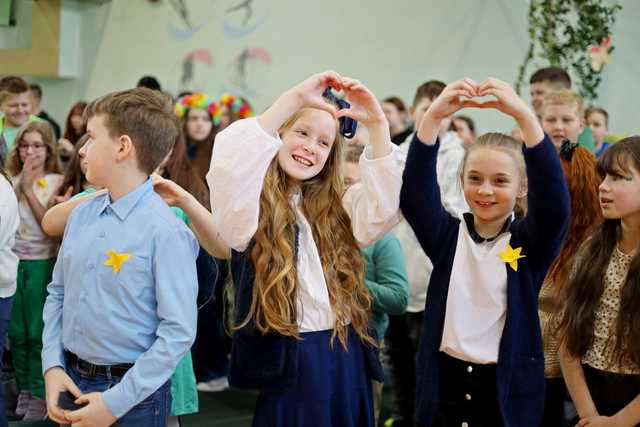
[337,78,405,246]
[400,79,477,258]
[476,78,570,264]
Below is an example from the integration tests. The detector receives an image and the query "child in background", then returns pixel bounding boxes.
[0,76,40,167]
[344,142,409,424]
[537,142,602,427]
[5,120,63,421]
[53,134,97,202]
[558,136,640,427]
[208,71,404,426]
[41,88,198,427]
[0,169,20,427]
[382,96,413,145]
[401,77,570,426]
[528,67,595,153]
[540,90,585,151]
[452,115,476,148]
[58,101,88,165]
[586,106,611,158]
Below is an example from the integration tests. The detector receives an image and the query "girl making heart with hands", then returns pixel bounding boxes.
[206,71,404,427]
[401,77,570,427]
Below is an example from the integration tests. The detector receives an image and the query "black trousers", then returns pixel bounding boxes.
[583,364,640,425]
[541,377,568,427]
[386,311,424,425]
[430,352,502,427]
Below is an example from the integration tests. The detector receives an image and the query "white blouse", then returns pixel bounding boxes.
[207,117,405,332]
[440,221,510,364]
[0,176,19,297]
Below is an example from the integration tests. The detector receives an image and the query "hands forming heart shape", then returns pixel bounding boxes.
[427,77,533,122]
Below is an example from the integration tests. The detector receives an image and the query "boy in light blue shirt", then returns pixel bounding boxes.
[42,88,199,426]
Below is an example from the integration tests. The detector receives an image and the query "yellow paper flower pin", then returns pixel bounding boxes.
[104,250,131,274]
[36,178,47,188]
[499,244,526,272]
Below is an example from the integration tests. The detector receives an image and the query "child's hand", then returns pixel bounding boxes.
[576,415,623,427]
[58,138,75,156]
[476,78,534,122]
[52,186,74,206]
[44,367,82,424]
[416,78,479,144]
[288,70,344,116]
[64,392,117,427]
[336,77,386,129]
[152,173,190,208]
[19,156,36,194]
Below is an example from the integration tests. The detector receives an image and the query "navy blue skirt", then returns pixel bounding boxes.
[252,327,374,427]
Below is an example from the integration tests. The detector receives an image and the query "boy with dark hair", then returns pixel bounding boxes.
[529,67,572,115]
[0,76,40,166]
[42,87,199,427]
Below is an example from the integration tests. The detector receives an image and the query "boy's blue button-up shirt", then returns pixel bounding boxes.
[42,179,199,417]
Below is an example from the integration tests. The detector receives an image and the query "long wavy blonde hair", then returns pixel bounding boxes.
[241,108,374,349]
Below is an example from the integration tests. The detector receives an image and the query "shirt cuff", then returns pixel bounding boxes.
[102,383,131,418]
[42,349,66,375]
[361,143,406,168]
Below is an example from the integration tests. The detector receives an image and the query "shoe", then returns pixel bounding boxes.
[23,396,48,421]
[196,376,229,392]
[15,390,31,418]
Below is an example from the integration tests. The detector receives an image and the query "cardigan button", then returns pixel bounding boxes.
[461,422,469,427]
[466,365,473,373]
[465,393,472,400]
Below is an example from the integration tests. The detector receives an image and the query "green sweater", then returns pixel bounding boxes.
[362,233,409,340]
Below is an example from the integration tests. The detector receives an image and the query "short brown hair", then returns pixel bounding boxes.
[383,96,408,113]
[585,106,609,127]
[84,87,179,174]
[0,76,29,104]
[413,80,446,107]
[529,67,571,89]
[7,121,61,177]
[540,90,584,118]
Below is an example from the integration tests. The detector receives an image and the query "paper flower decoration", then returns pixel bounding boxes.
[36,178,47,188]
[104,250,131,274]
[588,36,612,72]
[499,244,526,272]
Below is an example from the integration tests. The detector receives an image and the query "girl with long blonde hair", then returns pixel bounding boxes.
[207,71,405,426]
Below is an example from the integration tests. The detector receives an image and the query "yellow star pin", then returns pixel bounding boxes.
[104,250,131,274]
[36,178,47,188]
[498,244,526,272]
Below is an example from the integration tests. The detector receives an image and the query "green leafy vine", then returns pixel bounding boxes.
[515,0,622,101]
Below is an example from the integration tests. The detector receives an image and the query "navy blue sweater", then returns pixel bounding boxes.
[400,134,570,427]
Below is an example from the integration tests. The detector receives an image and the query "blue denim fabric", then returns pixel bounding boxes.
[66,363,171,427]
[0,296,12,427]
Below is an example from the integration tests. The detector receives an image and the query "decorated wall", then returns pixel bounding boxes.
[21,0,640,135]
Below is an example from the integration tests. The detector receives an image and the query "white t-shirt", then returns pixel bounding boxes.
[12,173,63,260]
[0,175,20,297]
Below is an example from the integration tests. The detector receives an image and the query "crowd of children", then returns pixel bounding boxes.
[0,63,637,427]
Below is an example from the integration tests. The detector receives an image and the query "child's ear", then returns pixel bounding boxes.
[517,182,528,199]
[116,135,134,161]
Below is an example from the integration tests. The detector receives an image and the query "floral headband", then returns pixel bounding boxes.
[174,92,217,121]
[214,93,253,126]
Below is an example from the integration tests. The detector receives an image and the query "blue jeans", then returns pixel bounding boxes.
[66,362,171,427]
[0,296,12,427]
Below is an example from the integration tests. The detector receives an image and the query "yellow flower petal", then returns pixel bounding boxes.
[499,244,526,272]
[104,250,131,274]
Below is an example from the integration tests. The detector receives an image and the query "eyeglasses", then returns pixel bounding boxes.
[17,143,46,152]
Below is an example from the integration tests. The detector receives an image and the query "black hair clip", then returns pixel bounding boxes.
[559,139,578,161]
[323,88,357,139]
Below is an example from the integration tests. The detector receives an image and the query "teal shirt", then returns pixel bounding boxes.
[0,114,40,151]
[362,233,409,340]
[578,127,596,154]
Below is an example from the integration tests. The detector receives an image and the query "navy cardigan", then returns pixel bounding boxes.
[227,234,384,392]
[400,134,570,427]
